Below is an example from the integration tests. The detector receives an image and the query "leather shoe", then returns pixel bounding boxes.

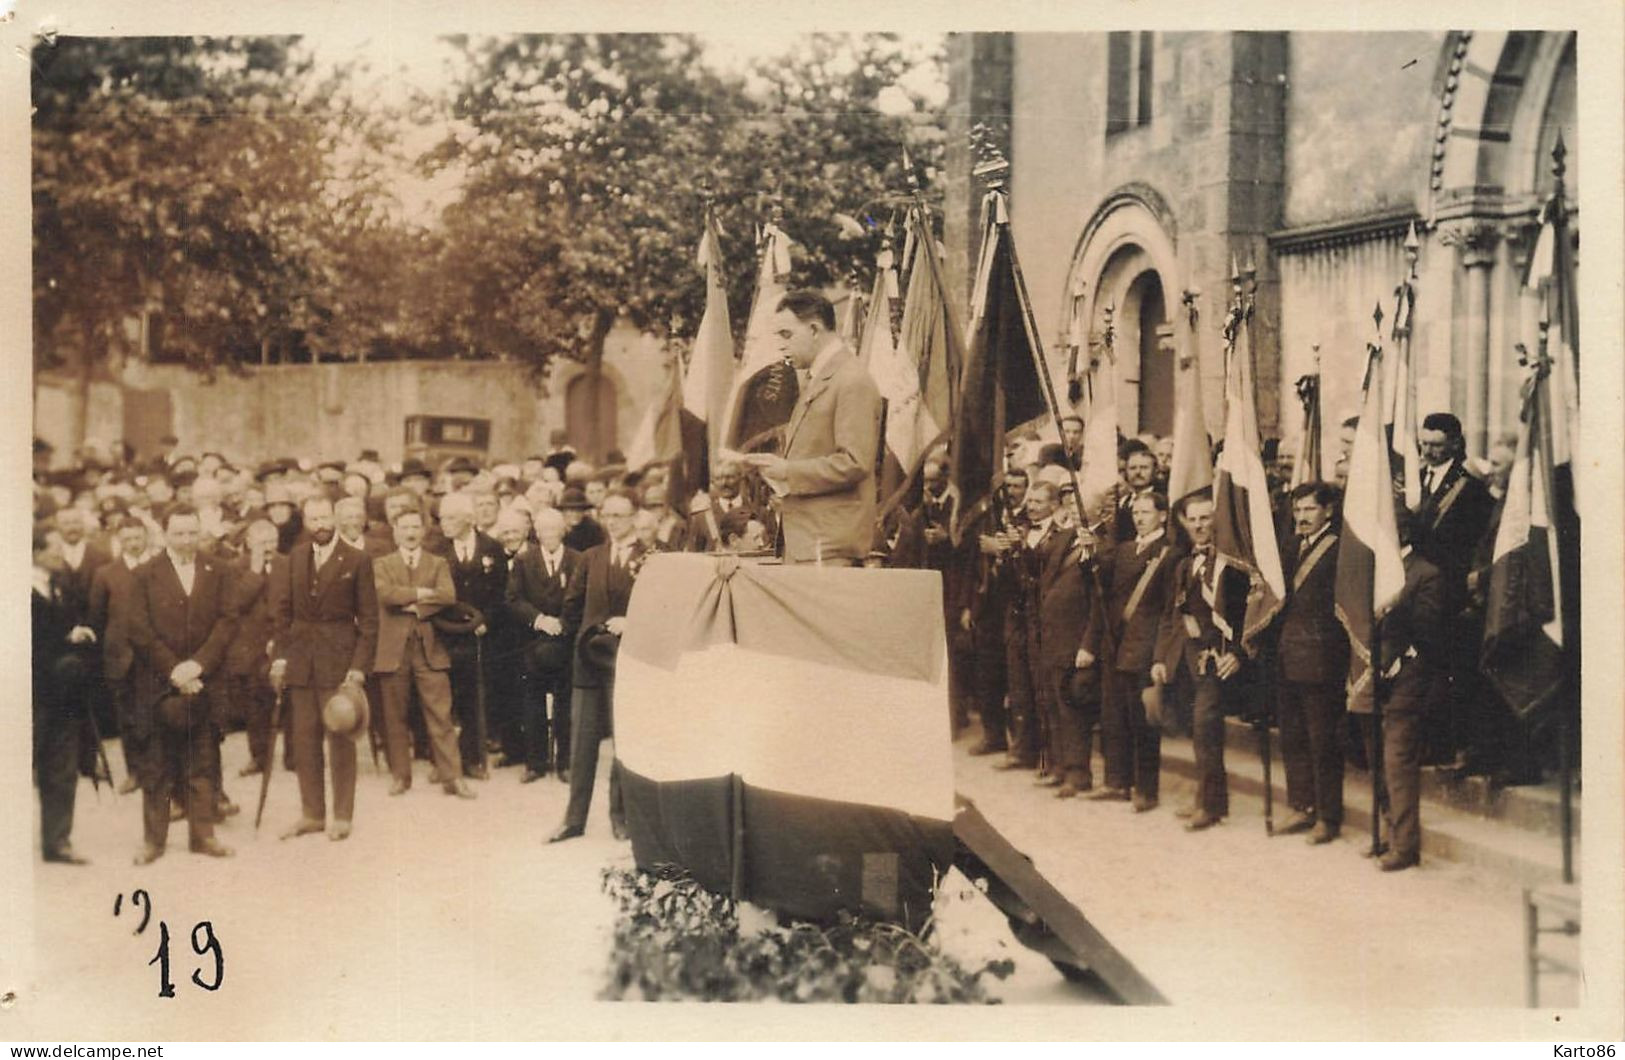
[327,820,352,842]
[968,740,1008,757]
[548,825,584,843]
[216,797,241,819]
[169,800,187,822]
[43,846,89,866]
[388,780,410,796]
[117,776,140,795]
[1086,786,1131,802]
[611,820,629,841]
[1055,783,1080,799]
[238,763,264,778]
[495,755,522,769]
[993,758,1037,771]
[133,844,165,866]
[1174,802,1197,819]
[428,769,448,785]
[1361,840,1391,859]
[190,837,234,858]
[280,817,325,840]
[1307,821,1340,845]
[444,779,477,799]
[464,766,489,781]
[1184,811,1222,832]
[1276,810,1316,836]
[1131,794,1159,813]
[556,768,570,784]
[1033,773,1064,788]
[521,769,544,784]
[1378,850,1419,872]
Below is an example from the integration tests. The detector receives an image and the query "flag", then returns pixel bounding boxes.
[876,205,963,517]
[1167,304,1213,506]
[1387,233,1423,511]
[1288,371,1321,491]
[1481,363,1565,718]
[625,353,684,488]
[857,252,911,494]
[949,189,1050,541]
[675,212,736,501]
[722,220,798,452]
[1077,347,1120,512]
[1211,294,1286,650]
[1335,333,1406,712]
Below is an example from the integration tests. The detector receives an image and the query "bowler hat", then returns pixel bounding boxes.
[443,455,480,476]
[557,486,592,511]
[155,691,195,732]
[321,682,370,738]
[400,458,432,482]
[579,627,621,671]
[429,600,486,637]
[254,459,288,482]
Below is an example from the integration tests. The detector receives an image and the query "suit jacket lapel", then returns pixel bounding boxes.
[783,355,840,450]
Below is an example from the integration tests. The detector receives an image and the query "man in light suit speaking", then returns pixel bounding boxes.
[747,290,882,566]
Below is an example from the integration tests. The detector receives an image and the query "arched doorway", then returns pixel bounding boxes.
[1065,189,1183,438]
[566,370,618,464]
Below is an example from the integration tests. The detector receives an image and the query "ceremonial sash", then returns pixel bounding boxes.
[1429,474,1468,530]
[1291,532,1337,594]
[1121,546,1168,622]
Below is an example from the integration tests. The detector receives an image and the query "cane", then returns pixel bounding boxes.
[1257,714,1274,836]
[255,686,285,831]
[473,635,490,777]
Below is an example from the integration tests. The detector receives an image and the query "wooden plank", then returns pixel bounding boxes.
[953,793,1169,1005]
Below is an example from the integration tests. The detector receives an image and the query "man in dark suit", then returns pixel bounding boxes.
[560,487,607,553]
[1354,511,1445,872]
[1032,491,1108,797]
[685,458,761,553]
[1093,491,1177,811]
[1414,411,1496,771]
[1017,481,1069,783]
[749,290,883,565]
[1151,491,1250,831]
[126,505,238,863]
[1273,481,1349,843]
[34,545,91,864]
[52,506,113,775]
[506,507,582,783]
[372,509,474,799]
[550,491,644,842]
[224,519,279,778]
[959,472,1029,756]
[1110,443,1159,544]
[434,491,508,779]
[89,516,151,793]
[1059,415,1085,472]
[269,497,379,841]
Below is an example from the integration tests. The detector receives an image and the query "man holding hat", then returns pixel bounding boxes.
[269,497,379,841]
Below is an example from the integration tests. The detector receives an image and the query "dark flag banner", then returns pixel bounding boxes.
[723,221,799,453]
[950,190,1048,542]
[614,554,955,931]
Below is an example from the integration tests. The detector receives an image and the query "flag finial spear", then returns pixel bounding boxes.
[1552,130,1567,183]
[1372,301,1384,333]
[1404,220,1420,274]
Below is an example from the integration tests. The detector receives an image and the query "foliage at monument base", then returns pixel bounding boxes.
[600,864,1014,1003]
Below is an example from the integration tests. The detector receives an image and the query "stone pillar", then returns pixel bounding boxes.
[1440,221,1499,457]
[943,33,1014,305]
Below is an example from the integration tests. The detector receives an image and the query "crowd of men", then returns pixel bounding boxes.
[31,389,1538,874]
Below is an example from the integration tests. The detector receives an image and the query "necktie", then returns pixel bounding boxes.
[1422,467,1434,494]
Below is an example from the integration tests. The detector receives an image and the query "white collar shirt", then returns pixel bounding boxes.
[167,550,197,595]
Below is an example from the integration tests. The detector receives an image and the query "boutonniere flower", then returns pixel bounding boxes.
[481,555,494,572]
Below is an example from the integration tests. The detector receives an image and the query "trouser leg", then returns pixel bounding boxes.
[289,688,327,821]
[1102,672,1132,790]
[450,652,482,771]
[1277,681,1315,814]
[329,726,357,822]
[521,670,550,772]
[1191,674,1228,816]
[409,648,462,781]
[564,685,607,830]
[971,623,1009,747]
[1004,627,1037,763]
[183,716,218,846]
[1050,666,1094,782]
[1127,675,1163,798]
[1303,682,1346,826]
[1385,706,1424,859]
[35,704,78,855]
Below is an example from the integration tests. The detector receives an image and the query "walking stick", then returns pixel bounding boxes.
[1256,713,1273,836]
[473,635,490,776]
[255,686,285,831]
[1368,617,1385,857]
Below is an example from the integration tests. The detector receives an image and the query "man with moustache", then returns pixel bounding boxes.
[127,505,238,863]
[224,520,280,779]
[1271,482,1349,843]
[1111,443,1160,544]
[89,516,153,793]
[506,507,582,783]
[372,509,474,799]
[435,491,508,779]
[550,491,644,842]
[269,496,378,841]
[1092,491,1177,811]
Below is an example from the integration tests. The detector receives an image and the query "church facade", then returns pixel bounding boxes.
[942,31,1577,466]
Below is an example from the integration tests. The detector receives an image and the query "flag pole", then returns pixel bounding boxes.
[974,145,1091,532]
[1238,261,1275,837]
[1365,305,1388,859]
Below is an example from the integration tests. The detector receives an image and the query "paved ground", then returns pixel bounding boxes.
[11,725,1574,1037]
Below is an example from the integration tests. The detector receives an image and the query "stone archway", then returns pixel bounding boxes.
[1063,188,1185,437]
[1427,30,1577,455]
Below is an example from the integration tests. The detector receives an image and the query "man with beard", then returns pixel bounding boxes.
[127,505,238,863]
[550,491,644,842]
[269,497,378,842]
[225,520,280,779]
[506,507,582,783]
